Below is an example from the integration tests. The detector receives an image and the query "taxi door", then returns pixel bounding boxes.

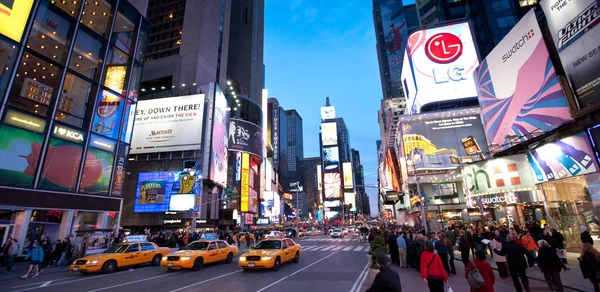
[140,243,158,263]
[216,241,229,261]
[286,239,298,259]
[122,243,142,266]
[280,240,291,262]
[206,241,219,263]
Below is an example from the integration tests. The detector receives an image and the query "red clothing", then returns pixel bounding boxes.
[465,258,495,292]
[420,251,448,281]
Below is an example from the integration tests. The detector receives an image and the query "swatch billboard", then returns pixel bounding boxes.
[527,132,598,183]
[403,22,479,114]
[541,0,600,109]
[377,0,408,98]
[462,154,536,196]
[475,10,572,153]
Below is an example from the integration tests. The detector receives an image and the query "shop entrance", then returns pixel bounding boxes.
[0,225,14,246]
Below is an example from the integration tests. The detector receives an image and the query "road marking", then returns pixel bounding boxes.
[364,246,370,252]
[354,246,364,251]
[349,262,370,292]
[255,252,339,292]
[303,246,318,251]
[342,246,353,251]
[39,281,52,287]
[87,272,177,292]
[332,246,344,251]
[302,245,314,250]
[320,246,335,251]
[168,270,241,292]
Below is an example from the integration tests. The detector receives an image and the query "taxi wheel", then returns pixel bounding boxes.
[102,260,116,274]
[293,252,300,263]
[272,257,281,271]
[152,255,162,266]
[225,253,233,263]
[192,257,204,271]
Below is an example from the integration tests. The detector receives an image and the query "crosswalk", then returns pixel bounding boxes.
[300,245,370,252]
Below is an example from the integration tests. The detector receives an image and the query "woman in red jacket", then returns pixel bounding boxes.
[421,241,448,292]
[465,249,496,292]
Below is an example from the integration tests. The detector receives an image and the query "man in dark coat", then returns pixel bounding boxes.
[581,226,594,245]
[495,233,530,292]
[387,229,400,266]
[366,254,402,292]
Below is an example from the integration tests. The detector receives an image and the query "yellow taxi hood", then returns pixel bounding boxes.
[243,249,280,257]
[168,250,208,257]
[77,253,113,261]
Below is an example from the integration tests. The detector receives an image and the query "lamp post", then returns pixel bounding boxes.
[407,154,428,233]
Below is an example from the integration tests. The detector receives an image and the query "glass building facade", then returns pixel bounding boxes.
[0,0,148,255]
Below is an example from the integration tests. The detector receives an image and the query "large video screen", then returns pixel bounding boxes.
[134,171,201,213]
[321,122,337,146]
[322,146,340,172]
[324,172,341,199]
[377,0,409,98]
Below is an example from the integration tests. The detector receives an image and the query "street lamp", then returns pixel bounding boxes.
[406,153,428,233]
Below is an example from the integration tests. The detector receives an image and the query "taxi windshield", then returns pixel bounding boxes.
[104,245,129,253]
[181,241,209,250]
[254,241,281,249]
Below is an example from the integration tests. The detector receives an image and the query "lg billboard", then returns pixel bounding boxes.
[402,22,479,114]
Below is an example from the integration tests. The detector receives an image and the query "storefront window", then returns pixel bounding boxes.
[120,100,136,143]
[69,28,105,81]
[127,61,142,99]
[9,52,63,117]
[71,211,114,256]
[26,1,75,65]
[24,209,63,253]
[57,73,96,127]
[91,89,125,139]
[0,37,18,98]
[81,0,114,38]
[135,20,149,62]
[80,134,116,195]
[103,46,129,94]
[111,5,138,54]
[50,0,84,17]
[0,109,47,188]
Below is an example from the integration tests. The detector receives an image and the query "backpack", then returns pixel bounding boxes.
[466,259,485,289]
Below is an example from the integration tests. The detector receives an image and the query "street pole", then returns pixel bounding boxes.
[412,163,428,233]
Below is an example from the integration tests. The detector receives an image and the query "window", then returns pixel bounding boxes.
[111,5,139,54]
[208,242,218,250]
[39,125,86,192]
[281,241,288,249]
[81,0,114,38]
[51,0,84,16]
[286,239,295,246]
[0,37,18,98]
[141,243,155,251]
[103,46,129,94]
[69,29,105,81]
[135,21,149,62]
[80,134,115,195]
[26,2,75,65]
[58,73,96,127]
[91,89,125,139]
[126,244,140,253]
[217,241,227,249]
[497,17,507,28]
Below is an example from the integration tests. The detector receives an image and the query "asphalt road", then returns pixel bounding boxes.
[0,234,370,292]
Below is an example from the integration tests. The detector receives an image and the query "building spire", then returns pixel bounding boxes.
[326,96,330,106]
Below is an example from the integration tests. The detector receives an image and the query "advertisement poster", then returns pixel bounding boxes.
[321,122,337,146]
[38,138,84,192]
[344,192,356,212]
[92,90,126,140]
[321,106,336,120]
[111,143,129,197]
[475,10,572,153]
[377,0,408,98]
[317,164,322,191]
[0,111,46,187]
[0,0,34,42]
[342,162,353,189]
[130,94,205,154]
[399,110,489,170]
[228,118,262,157]
[241,152,250,212]
[80,147,114,195]
[404,22,479,114]
[541,0,600,108]
[324,172,341,199]
[134,170,201,213]
[210,87,229,186]
[322,146,340,171]
[462,154,536,196]
[385,148,401,190]
[527,132,598,183]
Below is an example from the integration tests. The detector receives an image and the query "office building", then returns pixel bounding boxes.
[302,157,321,216]
[351,149,370,215]
[0,0,148,255]
[336,118,351,163]
[284,109,304,189]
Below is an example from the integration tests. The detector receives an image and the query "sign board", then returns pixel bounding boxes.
[241,153,250,212]
[321,122,338,146]
[229,118,263,157]
[0,0,34,42]
[125,235,147,243]
[462,154,536,196]
[321,106,336,120]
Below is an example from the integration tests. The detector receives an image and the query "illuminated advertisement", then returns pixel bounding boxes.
[317,164,322,190]
[130,94,205,154]
[241,152,250,212]
[210,86,229,186]
[462,154,536,196]
[80,134,117,195]
[321,122,337,146]
[134,170,201,213]
[404,22,479,114]
[0,0,33,42]
[342,162,353,189]
[541,0,600,108]
[344,192,356,212]
[399,110,489,170]
[527,132,598,183]
[475,10,572,153]
[377,0,408,98]
[322,146,340,171]
[92,90,126,139]
[228,119,262,157]
[110,143,128,197]
[385,148,401,190]
[321,106,336,120]
[324,172,341,199]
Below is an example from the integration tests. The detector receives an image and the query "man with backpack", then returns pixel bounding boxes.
[465,249,495,292]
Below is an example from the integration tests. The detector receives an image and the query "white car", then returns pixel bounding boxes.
[331,229,343,238]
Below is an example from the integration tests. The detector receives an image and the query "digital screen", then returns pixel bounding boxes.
[134,171,201,213]
[39,138,84,192]
[324,200,341,208]
[321,122,337,146]
[322,146,339,171]
[321,106,336,120]
[92,90,125,140]
[324,172,341,199]
[80,147,114,195]
[432,183,456,196]
[210,86,229,186]
[0,0,34,42]
[342,162,353,189]
[377,0,409,98]
[0,115,45,187]
[344,192,356,211]
[169,194,196,211]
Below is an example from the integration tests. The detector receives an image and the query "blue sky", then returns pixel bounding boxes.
[264,0,406,215]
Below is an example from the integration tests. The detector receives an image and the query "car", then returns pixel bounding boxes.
[160,240,238,271]
[346,227,355,233]
[341,228,348,236]
[238,238,302,271]
[264,231,285,239]
[298,229,309,237]
[69,242,170,274]
[284,228,298,238]
[331,229,344,238]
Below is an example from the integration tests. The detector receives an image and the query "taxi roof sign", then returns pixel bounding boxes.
[201,233,218,240]
[124,235,147,243]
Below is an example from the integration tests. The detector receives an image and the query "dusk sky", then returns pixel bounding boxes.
[264,0,414,215]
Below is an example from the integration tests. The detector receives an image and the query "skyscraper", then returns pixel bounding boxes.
[336,118,351,163]
[351,149,370,215]
[285,109,304,189]
[302,157,321,216]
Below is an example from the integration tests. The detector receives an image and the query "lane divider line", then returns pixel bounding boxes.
[353,263,370,292]
[168,270,242,292]
[349,262,370,292]
[87,272,177,292]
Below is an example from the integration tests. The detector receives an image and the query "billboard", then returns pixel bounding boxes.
[404,22,479,114]
[130,94,205,154]
[475,10,572,153]
[134,171,201,213]
[462,154,536,196]
[321,122,337,146]
[229,118,263,158]
[344,192,356,212]
[241,152,250,212]
[377,0,408,98]
[342,162,353,189]
[321,106,336,120]
[317,164,322,190]
[0,0,33,42]
[385,148,401,191]
[322,146,340,171]
[398,110,489,170]
[527,132,598,183]
[209,86,229,186]
[323,172,342,199]
[541,0,600,108]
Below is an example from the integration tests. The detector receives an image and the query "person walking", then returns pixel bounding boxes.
[536,239,564,292]
[21,241,44,279]
[5,238,19,272]
[552,228,567,264]
[465,249,495,292]
[579,243,600,292]
[458,230,471,268]
[581,226,594,245]
[56,238,70,266]
[366,253,402,292]
[520,230,538,268]
[388,229,400,267]
[494,233,530,292]
[397,232,408,268]
[434,233,452,275]
[420,241,448,292]
[489,233,508,278]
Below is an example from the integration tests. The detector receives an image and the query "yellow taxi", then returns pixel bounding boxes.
[238,238,301,271]
[160,240,238,271]
[236,232,256,243]
[69,242,170,274]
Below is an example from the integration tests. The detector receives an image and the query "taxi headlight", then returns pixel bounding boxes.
[72,260,78,265]
[88,260,101,265]
[239,256,246,261]
[162,256,168,261]
[261,257,272,261]
[180,256,192,261]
